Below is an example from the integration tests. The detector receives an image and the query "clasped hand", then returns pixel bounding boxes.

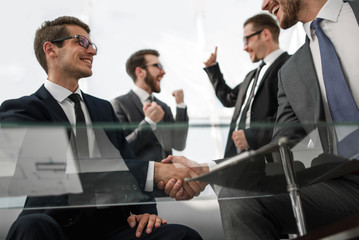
[155,155,209,200]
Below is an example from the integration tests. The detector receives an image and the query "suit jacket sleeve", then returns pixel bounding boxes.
[157,103,189,151]
[272,68,307,142]
[173,106,189,150]
[204,63,240,107]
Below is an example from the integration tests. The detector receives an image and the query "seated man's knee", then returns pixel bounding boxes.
[7,214,65,240]
[154,224,203,240]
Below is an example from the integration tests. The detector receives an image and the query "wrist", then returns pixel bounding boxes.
[192,163,209,175]
[154,162,161,183]
[199,163,209,175]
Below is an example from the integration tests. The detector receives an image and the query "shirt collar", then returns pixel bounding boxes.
[263,48,285,66]
[132,84,153,104]
[44,79,83,103]
[303,0,343,41]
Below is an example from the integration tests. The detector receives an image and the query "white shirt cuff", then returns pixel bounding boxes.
[208,160,217,172]
[145,116,157,130]
[144,161,154,192]
[177,103,186,109]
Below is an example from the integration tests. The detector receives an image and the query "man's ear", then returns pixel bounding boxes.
[262,28,272,41]
[135,66,146,78]
[43,41,57,57]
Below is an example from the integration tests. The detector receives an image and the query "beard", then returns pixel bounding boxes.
[144,71,161,93]
[279,0,301,29]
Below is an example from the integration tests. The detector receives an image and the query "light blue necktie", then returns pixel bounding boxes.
[311,18,359,158]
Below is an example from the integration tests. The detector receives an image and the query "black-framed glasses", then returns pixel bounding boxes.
[243,29,264,45]
[51,35,98,51]
[140,63,163,70]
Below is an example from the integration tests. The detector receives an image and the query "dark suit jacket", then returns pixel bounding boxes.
[204,52,290,158]
[273,0,359,153]
[111,90,189,161]
[0,85,156,230]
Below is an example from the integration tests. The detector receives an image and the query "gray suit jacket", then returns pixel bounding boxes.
[273,0,359,153]
[111,90,189,161]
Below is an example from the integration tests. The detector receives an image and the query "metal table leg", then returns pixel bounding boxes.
[278,137,307,237]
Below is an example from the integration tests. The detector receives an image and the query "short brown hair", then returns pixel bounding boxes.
[34,16,91,73]
[244,13,280,43]
[126,49,159,82]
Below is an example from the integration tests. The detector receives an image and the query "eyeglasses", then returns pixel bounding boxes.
[243,29,264,45]
[140,63,164,70]
[51,35,98,51]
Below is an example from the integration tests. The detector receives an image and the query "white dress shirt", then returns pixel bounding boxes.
[44,80,101,159]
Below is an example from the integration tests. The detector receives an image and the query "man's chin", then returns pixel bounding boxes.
[251,57,259,63]
[78,72,93,80]
[278,16,299,29]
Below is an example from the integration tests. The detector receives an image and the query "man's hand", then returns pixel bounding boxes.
[172,89,184,104]
[204,46,218,67]
[157,155,209,200]
[232,129,250,151]
[127,213,167,238]
[154,158,207,200]
[143,102,164,122]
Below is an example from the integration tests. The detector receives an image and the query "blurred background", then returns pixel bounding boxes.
[0,0,306,239]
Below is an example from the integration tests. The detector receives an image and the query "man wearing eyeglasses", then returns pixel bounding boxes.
[111,49,189,162]
[0,16,202,240]
[204,13,290,159]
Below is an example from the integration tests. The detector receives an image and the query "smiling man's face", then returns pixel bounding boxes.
[55,25,97,80]
[262,0,301,29]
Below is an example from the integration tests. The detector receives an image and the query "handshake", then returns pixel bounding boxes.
[154,156,210,200]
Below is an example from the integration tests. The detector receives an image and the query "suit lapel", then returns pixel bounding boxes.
[298,40,323,122]
[347,0,359,25]
[35,85,69,122]
[82,92,99,122]
[129,90,145,116]
[225,70,256,157]
[231,71,255,122]
[282,40,331,151]
[256,52,287,91]
[283,40,323,123]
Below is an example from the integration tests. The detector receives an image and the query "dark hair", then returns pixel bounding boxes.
[244,13,280,43]
[34,16,91,73]
[126,49,160,82]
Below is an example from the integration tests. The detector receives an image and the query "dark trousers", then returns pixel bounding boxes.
[6,213,203,240]
[218,174,359,240]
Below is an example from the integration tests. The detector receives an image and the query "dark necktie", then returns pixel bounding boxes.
[146,95,154,103]
[311,18,359,158]
[68,93,89,158]
[237,61,266,129]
